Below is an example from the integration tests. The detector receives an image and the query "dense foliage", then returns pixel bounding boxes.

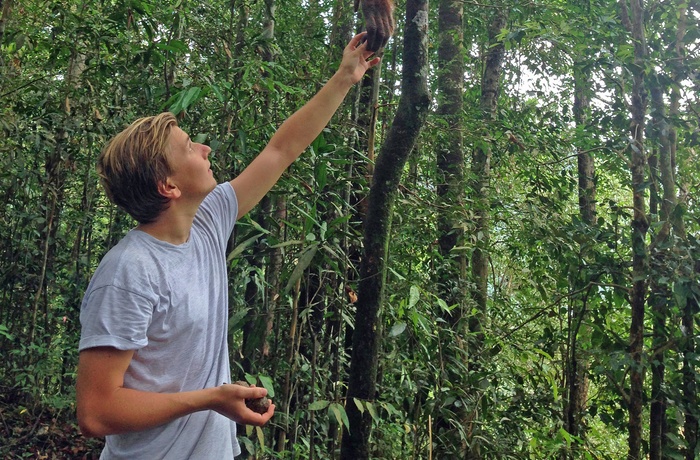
[1,0,698,458]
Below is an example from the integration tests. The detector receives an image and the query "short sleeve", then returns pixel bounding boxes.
[79,285,154,351]
[195,183,238,250]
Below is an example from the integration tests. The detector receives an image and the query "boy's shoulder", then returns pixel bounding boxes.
[196,183,238,226]
[89,230,166,292]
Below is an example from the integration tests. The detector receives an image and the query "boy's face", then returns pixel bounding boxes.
[165,126,217,200]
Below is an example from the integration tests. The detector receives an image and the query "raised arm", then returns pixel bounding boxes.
[76,347,274,437]
[230,32,380,219]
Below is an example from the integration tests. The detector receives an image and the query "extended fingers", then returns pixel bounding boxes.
[360,0,394,52]
[348,31,368,50]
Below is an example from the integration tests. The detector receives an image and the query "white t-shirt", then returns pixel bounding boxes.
[79,183,241,459]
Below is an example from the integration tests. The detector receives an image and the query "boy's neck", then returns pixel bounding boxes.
[137,207,197,245]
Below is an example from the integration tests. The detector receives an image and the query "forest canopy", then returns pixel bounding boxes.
[1,0,699,458]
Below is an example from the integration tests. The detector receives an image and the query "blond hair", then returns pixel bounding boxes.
[97,112,177,224]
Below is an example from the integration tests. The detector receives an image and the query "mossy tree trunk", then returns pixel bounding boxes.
[434,0,466,454]
[340,0,431,457]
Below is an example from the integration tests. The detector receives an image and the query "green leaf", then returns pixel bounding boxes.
[248,218,271,235]
[558,427,571,447]
[240,436,254,453]
[389,267,406,281]
[329,403,350,430]
[227,233,262,262]
[256,426,265,448]
[156,39,189,54]
[366,401,379,423]
[408,285,420,308]
[168,87,202,114]
[309,400,330,411]
[353,398,365,414]
[0,324,13,340]
[436,298,452,312]
[209,83,225,102]
[228,307,250,334]
[180,87,201,110]
[389,322,407,337]
[284,244,318,293]
[268,240,305,249]
[258,374,275,398]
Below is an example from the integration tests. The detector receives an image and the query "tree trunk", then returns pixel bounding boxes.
[564,52,595,453]
[276,277,302,452]
[29,47,85,355]
[436,0,465,312]
[434,0,465,454]
[325,1,355,454]
[340,0,430,456]
[239,6,284,454]
[0,0,12,44]
[465,9,506,459]
[647,69,675,460]
[240,0,278,362]
[619,1,649,458]
[670,7,698,458]
[241,198,272,374]
[470,7,506,346]
[682,262,699,460]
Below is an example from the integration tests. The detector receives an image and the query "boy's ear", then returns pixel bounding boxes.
[157,178,181,200]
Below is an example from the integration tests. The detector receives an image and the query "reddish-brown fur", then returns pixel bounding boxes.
[356,0,395,52]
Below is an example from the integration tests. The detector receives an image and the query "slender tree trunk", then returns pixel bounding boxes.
[682,262,698,460]
[340,0,430,456]
[240,8,284,456]
[264,195,285,361]
[464,9,506,460]
[564,50,595,453]
[0,0,12,45]
[276,277,302,452]
[219,0,247,140]
[324,1,355,454]
[29,47,85,356]
[344,0,379,350]
[470,7,506,345]
[575,73,596,227]
[241,198,271,374]
[670,7,698,458]
[61,153,96,392]
[620,1,649,458]
[241,0,278,371]
[436,0,464,314]
[434,0,465,454]
[163,11,183,100]
[647,68,675,460]
[329,0,353,57]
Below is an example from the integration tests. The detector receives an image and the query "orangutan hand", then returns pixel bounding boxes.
[355,0,395,52]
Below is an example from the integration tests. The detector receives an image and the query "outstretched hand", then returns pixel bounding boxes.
[338,32,382,85]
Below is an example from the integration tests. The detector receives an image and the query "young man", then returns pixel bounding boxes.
[76,33,380,459]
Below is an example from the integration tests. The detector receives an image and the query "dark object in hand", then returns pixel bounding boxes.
[355,0,395,52]
[235,381,272,414]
